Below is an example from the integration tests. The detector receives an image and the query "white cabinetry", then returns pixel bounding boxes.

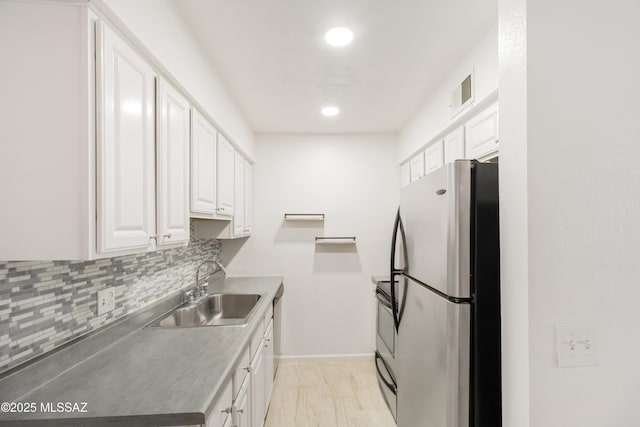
[465,103,499,160]
[156,77,190,246]
[217,134,235,217]
[191,110,218,217]
[400,163,411,187]
[244,161,253,235]
[263,319,274,405]
[409,152,425,182]
[251,336,266,427]
[233,375,250,427]
[424,141,444,174]
[206,378,233,427]
[443,127,466,164]
[96,21,156,254]
[233,151,245,236]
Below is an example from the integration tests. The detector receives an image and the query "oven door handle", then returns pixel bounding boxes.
[374,352,397,395]
[375,289,393,310]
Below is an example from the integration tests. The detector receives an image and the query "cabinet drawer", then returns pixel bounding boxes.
[250,322,264,360]
[264,302,273,325]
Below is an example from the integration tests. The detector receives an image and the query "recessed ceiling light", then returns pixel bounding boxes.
[321,106,340,117]
[324,27,353,47]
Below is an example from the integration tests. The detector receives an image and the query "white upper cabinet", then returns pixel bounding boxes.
[156,77,190,246]
[409,152,425,182]
[96,21,156,253]
[424,141,444,174]
[464,103,499,160]
[217,134,235,217]
[244,160,253,235]
[400,162,411,187]
[233,150,245,236]
[191,110,217,217]
[443,127,466,164]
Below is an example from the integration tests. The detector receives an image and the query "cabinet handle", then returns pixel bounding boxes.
[163,233,171,239]
[149,234,158,240]
[243,366,252,373]
[236,409,244,414]
[495,138,499,144]
[221,407,232,414]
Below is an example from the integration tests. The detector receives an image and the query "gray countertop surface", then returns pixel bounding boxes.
[0,276,284,426]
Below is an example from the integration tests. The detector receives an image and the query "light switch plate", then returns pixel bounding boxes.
[556,322,597,367]
[97,288,115,316]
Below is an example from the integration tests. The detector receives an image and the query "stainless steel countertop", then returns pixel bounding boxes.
[0,276,284,426]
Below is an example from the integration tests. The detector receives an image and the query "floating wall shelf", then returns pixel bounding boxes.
[284,214,325,221]
[315,237,357,245]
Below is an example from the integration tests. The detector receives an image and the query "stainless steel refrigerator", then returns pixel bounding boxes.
[389,160,501,427]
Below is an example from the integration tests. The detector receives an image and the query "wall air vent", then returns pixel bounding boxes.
[450,70,474,118]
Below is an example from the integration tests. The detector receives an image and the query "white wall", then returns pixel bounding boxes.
[500,0,640,426]
[222,134,398,357]
[100,0,255,159]
[398,25,498,162]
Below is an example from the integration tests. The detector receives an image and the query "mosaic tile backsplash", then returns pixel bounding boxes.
[0,227,222,374]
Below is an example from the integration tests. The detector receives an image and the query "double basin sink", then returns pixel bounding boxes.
[149,293,262,327]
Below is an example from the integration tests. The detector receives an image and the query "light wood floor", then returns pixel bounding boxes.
[264,359,396,427]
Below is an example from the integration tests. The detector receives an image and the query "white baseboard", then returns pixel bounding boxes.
[277,353,374,364]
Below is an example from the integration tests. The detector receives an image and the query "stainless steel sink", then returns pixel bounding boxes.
[149,293,262,327]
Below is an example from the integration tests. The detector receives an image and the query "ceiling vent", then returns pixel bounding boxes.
[450,70,474,118]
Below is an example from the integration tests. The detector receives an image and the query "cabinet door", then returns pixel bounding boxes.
[156,77,190,246]
[234,375,250,427]
[233,150,245,236]
[250,340,266,427]
[443,127,465,164]
[217,134,235,216]
[263,319,274,405]
[244,160,253,235]
[400,163,411,187]
[464,103,499,160]
[409,152,425,182]
[96,21,155,253]
[191,110,217,215]
[206,378,233,427]
[424,141,444,174]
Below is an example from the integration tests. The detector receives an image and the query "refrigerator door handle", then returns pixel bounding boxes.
[389,208,407,331]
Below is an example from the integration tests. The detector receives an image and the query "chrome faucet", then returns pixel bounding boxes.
[213,259,228,278]
[186,259,227,304]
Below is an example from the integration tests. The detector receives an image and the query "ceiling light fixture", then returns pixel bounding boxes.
[324,27,353,47]
[321,106,340,117]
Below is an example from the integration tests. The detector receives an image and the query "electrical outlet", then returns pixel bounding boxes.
[556,322,597,367]
[97,288,115,316]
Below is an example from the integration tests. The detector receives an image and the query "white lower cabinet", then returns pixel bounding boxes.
[263,320,275,405]
[206,379,233,427]
[250,337,266,427]
[233,375,250,427]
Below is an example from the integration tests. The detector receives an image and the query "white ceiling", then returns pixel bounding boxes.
[174,0,497,134]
